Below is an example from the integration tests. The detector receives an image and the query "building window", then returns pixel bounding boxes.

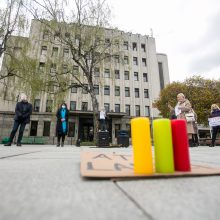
[50,63,56,74]
[104,103,110,112]
[30,121,38,136]
[143,73,148,82]
[82,102,88,111]
[114,55,119,63]
[158,62,165,90]
[82,84,88,94]
[104,86,110,95]
[125,104,130,116]
[46,100,53,112]
[132,42,137,51]
[144,89,149,98]
[115,70,120,79]
[54,32,60,41]
[41,46,47,55]
[43,121,51,136]
[135,88,140,98]
[134,72,139,81]
[39,62,45,72]
[125,87,130,97]
[114,39,119,48]
[70,101,77,111]
[47,83,54,93]
[115,86,120,96]
[135,105,140,116]
[104,69,110,78]
[105,53,111,62]
[52,47,58,57]
[105,38,110,46]
[71,84,77,93]
[123,41,129,50]
[33,99,40,112]
[124,56,129,64]
[145,106,150,117]
[43,30,49,40]
[141,44,146,52]
[65,32,70,40]
[133,57,138,65]
[68,122,75,137]
[63,48,69,58]
[94,67,100,77]
[73,65,79,75]
[94,85,99,95]
[75,35,80,45]
[142,58,147,66]
[115,104,120,113]
[115,124,121,137]
[124,71,129,80]
[62,64,68,73]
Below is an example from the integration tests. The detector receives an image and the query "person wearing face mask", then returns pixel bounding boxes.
[56,103,69,147]
[4,93,32,147]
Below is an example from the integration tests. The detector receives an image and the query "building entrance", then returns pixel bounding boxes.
[78,117,93,142]
[78,116,112,142]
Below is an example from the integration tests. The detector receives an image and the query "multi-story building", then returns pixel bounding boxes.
[0,20,170,144]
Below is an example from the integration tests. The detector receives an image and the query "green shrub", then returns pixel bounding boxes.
[80,141,96,146]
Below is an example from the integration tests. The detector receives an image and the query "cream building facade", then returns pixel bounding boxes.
[0,20,170,144]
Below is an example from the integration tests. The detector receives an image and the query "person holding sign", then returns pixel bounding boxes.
[209,104,220,147]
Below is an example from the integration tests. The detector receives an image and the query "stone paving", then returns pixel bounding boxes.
[0,145,220,220]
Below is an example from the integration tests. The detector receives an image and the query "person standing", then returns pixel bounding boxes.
[99,108,107,131]
[174,93,196,147]
[4,93,32,147]
[56,103,69,147]
[209,104,220,147]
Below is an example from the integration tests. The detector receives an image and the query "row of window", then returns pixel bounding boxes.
[29,119,131,139]
[33,99,150,116]
[39,62,148,81]
[29,120,75,137]
[42,30,147,52]
[40,46,147,66]
[71,85,149,98]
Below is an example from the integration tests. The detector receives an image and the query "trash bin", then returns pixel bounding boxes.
[117,130,129,147]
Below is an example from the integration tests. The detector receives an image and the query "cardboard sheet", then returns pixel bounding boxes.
[81,151,220,179]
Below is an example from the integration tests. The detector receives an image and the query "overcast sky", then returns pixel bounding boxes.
[108,0,220,82]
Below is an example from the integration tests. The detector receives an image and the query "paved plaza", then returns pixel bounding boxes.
[0,145,220,220]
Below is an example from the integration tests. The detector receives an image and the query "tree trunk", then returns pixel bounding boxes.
[90,91,99,143]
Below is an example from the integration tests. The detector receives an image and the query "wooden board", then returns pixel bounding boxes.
[81,151,220,178]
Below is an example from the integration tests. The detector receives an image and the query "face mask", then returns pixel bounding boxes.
[62,105,66,109]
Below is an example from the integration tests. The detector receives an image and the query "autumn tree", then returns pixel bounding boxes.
[154,76,220,125]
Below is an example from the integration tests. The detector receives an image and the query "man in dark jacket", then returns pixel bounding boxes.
[4,93,32,146]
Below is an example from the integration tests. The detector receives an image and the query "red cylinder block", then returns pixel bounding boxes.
[171,119,191,171]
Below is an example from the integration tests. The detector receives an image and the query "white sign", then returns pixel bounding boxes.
[208,117,220,127]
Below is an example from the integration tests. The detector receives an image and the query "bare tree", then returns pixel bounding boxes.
[0,0,28,57]
[26,0,122,142]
